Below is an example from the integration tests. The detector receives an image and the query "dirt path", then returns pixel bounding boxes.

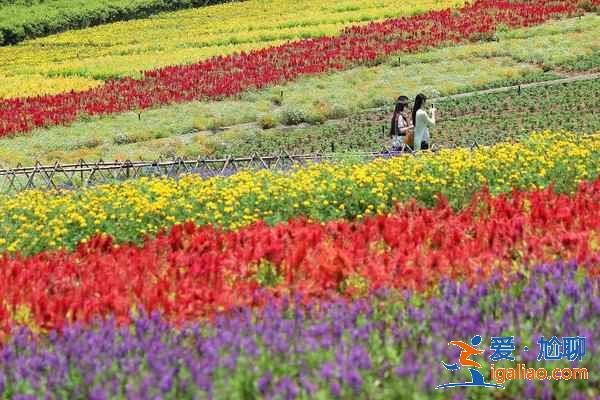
[184,71,600,141]
[438,71,600,101]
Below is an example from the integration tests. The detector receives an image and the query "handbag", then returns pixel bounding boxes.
[404,131,414,148]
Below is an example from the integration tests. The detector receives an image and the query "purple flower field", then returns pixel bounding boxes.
[0,260,598,399]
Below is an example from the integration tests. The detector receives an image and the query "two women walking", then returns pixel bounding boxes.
[390,93,436,151]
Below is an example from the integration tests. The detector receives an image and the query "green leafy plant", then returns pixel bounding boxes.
[257,113,278,130]
[280,107,307,126]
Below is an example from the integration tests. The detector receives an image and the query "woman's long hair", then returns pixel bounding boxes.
[389,96,408,137]
[412,93,427,127]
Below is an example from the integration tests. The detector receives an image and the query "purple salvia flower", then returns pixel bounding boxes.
[343,368,363,393]
[258,371,272,395]
[320,362,337,381]
[330,381,342,398]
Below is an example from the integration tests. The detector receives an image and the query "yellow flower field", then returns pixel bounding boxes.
[0,131,598,256]
[0,74,103,99]
[0,0,467,99]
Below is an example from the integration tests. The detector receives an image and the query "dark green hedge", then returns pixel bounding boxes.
[0,0,241,46]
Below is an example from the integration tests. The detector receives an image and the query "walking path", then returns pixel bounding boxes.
[439,72,600,101]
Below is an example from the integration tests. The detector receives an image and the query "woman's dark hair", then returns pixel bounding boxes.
[390,96,409,137]
[412,93,427,127]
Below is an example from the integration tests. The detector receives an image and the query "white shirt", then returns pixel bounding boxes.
[414,109,435,149]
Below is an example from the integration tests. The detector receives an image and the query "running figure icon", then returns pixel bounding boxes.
[436,335,504,389]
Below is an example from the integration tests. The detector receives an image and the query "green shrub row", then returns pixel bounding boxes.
[0,0,240,46]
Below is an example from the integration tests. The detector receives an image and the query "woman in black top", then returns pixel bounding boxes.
[389,95,413,151]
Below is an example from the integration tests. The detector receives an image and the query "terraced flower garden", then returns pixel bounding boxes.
[0,0,466,98]
[0,0,599,398]
[1,13,599,165]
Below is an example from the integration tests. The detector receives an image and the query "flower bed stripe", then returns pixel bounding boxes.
[1,177,600,336]
[0,260,597,399]
[0,0,582,137]
[1,131,599,256]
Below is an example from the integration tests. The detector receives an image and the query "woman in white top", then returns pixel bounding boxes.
[389,95,413,150]
[411,93,436,151]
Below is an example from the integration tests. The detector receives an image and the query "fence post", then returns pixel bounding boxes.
[79,159,84,185]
